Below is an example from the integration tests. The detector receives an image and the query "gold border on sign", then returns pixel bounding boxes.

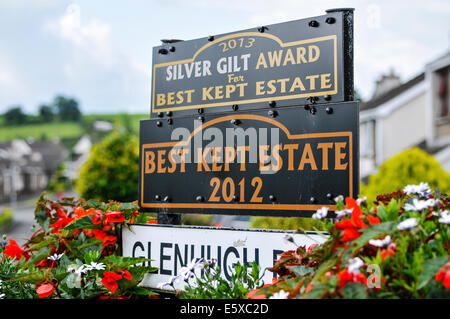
[140,114,353,211]
[151,33,338,113]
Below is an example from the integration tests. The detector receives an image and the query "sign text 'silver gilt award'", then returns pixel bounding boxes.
[151,9,351,117]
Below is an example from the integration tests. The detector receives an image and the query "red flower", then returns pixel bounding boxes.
[435,263,450,290]
[74,207,95,220]
[367,214,381,225]
[132,211,140,218]
[92,211,103,224]
[50,216,74,233]
[3,239,25,260]
[338,269,353,288]
[36,283,54,298]
[105,211,125,223]
[247,284,270,299]
[338,269,367,289]
[346,197,368,229]
[103,235,117,247]
[353,272,367,285]
[308,244,319,251]
[342,227,360,243]
[102,272,123,294]
[56,208,67,219]
[335,219,353,230]
[147,220,158,224]
[93,229,107,240]
[121,269,133,280]
[305,281,314,293]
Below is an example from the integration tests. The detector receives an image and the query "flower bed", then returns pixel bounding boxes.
[248,183,449,299]
[1,183,449,299]
[0,193,158,299]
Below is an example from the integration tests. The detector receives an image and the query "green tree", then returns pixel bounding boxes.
[250,216,326,231]
[361,147,450,204]
[3,106,26,125]
[76,130,139,202]
[38,104,54,123]
[54,95,81,122]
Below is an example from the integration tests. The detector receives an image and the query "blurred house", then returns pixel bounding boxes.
[0,139,66,203]
[65,134,92,180]
[360,51,450,179]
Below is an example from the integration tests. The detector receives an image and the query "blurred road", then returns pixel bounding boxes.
[2,200,37,246]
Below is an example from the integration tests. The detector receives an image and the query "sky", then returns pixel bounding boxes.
[0,0,449,114]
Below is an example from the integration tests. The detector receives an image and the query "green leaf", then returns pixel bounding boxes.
[286,265,315,277]
[29,237,58,251]
[103,256,152,269]
[353,222,395,249]
[20,248,50,269]
[64,216,94,230]
[341,282,368,299]
[418,256,449,289]
[376,206,387,222]
[131,286,159,296]
[302,283,328,299]
[86,200,100,208]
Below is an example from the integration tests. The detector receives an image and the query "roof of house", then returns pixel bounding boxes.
[360,72,425,112]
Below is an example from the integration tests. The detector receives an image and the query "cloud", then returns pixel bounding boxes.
[44,3,115,67]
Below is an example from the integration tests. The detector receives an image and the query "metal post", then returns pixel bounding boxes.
[157,208,182,225]
[326,8,354,101]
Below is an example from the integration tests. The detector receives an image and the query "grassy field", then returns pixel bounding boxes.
[0,113,148,142]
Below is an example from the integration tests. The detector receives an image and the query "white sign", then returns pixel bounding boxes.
[122,224,328,290]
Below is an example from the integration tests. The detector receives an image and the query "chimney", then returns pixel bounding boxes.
[372,68,402,98]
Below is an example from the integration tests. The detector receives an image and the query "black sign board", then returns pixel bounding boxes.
[151,9,354,118]
[139,102,359,217]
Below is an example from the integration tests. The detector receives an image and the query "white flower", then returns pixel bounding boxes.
[47,253,64,261]
[438,210,450,224]
[270,289,290,299]
[403,182,431,196]
[84,262,106,271]
[180,258,204,280]
[403,198,437,212]
[356,197,367,206]
[157,276,181,289]
[335,208,353,219]
[369,235,391,248]
[68,264,88,275]
[0,293,5,299]
[312,207,328,219]
[347,257,364,275]
[334,195,344,203]
[397,218,418,230]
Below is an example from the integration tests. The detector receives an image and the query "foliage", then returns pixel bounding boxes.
[250,216,326,231]
[0,193,158,299]
[38,104,55,123]
[3,106,26,126]
[251,183,450,299]
[53,95,81,122]
[0,122,84,142]
[0,208,13,229]
[47,164,71,193]
[182,214,214,226]
[76,130,139,202]
[361,147,450,205]
[166,259,264,299]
